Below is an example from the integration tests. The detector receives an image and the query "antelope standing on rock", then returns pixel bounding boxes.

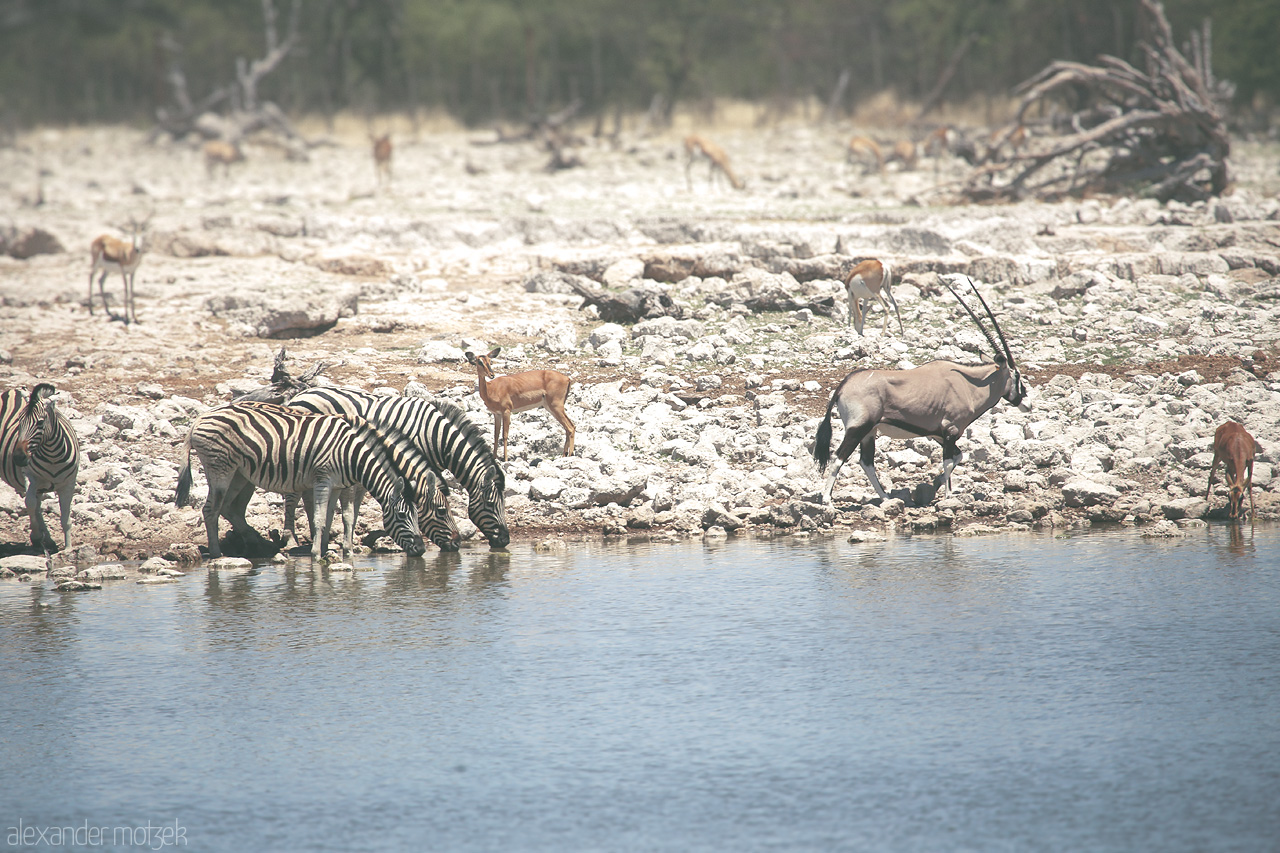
[813,274,1029,505]
[1208,421,1258,520]
[843,258,903,336]
[465,348,574,462]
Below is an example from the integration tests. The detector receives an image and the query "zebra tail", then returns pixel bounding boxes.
[174,430,194,507]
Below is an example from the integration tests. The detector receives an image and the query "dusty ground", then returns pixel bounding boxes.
[1,121,1278,565]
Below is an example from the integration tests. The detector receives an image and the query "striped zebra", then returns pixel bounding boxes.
[288,387,510,548]
[0,383,80,552]
[174,402,459,562]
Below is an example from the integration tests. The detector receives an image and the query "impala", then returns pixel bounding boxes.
[371,133,392,185]
[684,134,745,190]
[204,139,245,177]
[465,348,574,461]
[1208,421,1258,520]
[889,138,918,171]
[843,258,903,336]
[813,274,1029,505]
[846,135,884,174]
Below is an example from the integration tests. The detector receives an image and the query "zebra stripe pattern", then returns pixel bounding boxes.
[288,387,510,548]
[174,402,458,561]
[0,383,80,552]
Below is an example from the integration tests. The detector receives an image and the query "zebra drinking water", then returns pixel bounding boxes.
[0,383,80,552]
[288,387,510,548]
[175,402,459,561]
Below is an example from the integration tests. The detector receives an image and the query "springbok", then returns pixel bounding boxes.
[813,274,1029,505]
[88,212,150,324]
[465,348,574,462]
[684,135,745,190]
[1208,421,1258,520]
[843,258,903,336]
[371,133,392,185]
[204,139,245,178]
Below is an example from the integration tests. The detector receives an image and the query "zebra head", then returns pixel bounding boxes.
[417,470,461,551]
[15,383,57,466]
[469,467,510,549]
[382,475,427,556]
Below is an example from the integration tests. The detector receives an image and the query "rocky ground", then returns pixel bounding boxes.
[1,122,1278,580]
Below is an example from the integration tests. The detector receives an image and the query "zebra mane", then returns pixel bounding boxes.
[337,412,448,499]
[26,383,56,414]
[430,398,504,482]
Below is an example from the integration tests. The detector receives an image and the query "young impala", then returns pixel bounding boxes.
[843,258,903,336]
[1208,421,1258,520]
[465,348,574,461]
[684,134,745,190]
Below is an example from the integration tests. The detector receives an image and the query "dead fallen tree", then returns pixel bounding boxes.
[962,0,1231,204]
[234,347,339,404]
[150,0,311,160]
[566,279,684,324]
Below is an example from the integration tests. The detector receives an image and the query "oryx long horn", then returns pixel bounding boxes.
[943,275,1007,365]
[961,276,1016,367]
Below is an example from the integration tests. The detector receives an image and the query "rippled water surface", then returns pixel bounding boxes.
[2,525,1278,851]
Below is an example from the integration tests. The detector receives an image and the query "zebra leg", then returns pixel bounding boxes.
[56,481,73,551]
[202,484,227,559]
[311,481,336,563]
[339,486,362,559]
[23,477,55,552]
[282,494,299,547]
[857,432,892,502]
[222,474,255,530]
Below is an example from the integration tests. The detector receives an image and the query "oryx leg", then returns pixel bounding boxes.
[821,422,879,503]
[857,432,893,502]
[931,434,963,497]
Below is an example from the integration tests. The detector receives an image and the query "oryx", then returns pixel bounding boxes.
[813,274,1030,505]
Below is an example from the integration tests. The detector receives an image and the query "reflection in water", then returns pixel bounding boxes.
[1,525,1278,852]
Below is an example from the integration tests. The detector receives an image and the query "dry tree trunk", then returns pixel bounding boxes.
[151,0,310,159]
[961,0,1231,204]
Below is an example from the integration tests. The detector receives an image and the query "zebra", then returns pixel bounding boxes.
[0,383,80,552]
[287,387,511,549]
[174,402,459,562]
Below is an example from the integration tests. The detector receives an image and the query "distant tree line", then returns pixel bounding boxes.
[0,0,1274,129]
